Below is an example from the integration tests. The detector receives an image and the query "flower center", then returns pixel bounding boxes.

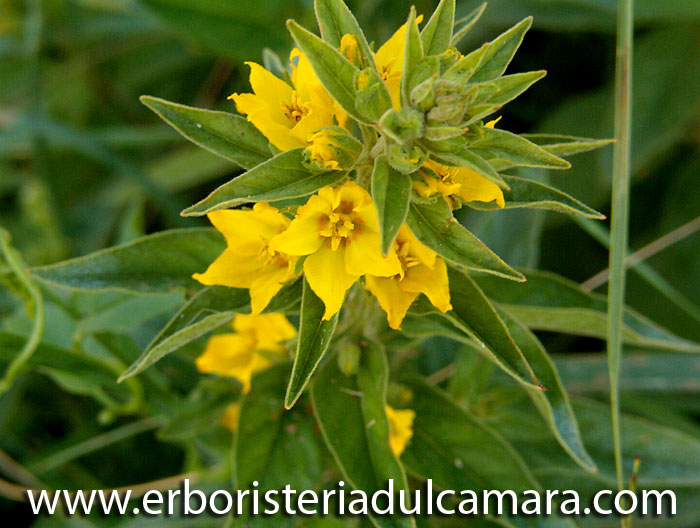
[318,201,362,250]
[281,91,309,125]
[393,240,421,280]
[258,232,291,270]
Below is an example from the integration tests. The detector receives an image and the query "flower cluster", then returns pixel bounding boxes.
[193,22,509,329]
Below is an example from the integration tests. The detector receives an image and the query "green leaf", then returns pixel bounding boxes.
[118,287,249,382]
[522,134,615,157]
[400,8,423,109]
[421,0,455,56]
[401,378,538,491]
[470,17,533,83]
[451,2,487,47]
[497,308,596,472]
[120,280,302,382]
[235,363,322,492]
[313,0,376,70]
[182,149,346,216]
[311,343,414,528]
[474,270,700,353]
[371,155,411,255]
[401,379,578,528]
[406,198,524,281]
[286,20,368,124]
[32,228,224,293]
[412,267,540,389]
[464,70,547,124]
[468,174,605,219]
[471,127,571,170]
[285,279,339,409]
[140,96,270,169]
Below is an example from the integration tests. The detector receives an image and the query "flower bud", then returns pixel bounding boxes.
[304,127,363,171]
[387,143,428,174]
[378,107,425,145]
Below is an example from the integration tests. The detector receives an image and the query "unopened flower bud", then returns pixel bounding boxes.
[378,107,425,145]
[387,143,428,174]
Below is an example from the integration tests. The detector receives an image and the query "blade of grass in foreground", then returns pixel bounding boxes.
[607,0,634,520]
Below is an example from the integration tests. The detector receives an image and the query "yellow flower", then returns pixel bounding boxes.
[192,203,299,314]
[221,403,240,432]
[414,160,505,208]
[196,313,297,393]
[386,405,415,457]
[229,49,346,151]
[270,181,401,319]
[366,225,452,329]
[373,15,423,109]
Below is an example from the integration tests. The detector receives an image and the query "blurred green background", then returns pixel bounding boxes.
[1,0,699,525]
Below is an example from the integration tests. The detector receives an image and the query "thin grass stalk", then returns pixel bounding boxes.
[607,0,634,506]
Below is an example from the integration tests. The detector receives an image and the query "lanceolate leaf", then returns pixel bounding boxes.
[314,0,376,70]
[140,96,271,169]
[285,279,339,409]
[311,343,414,528]
[468,174,605,219]
[119,281,302,382]
[474,270,700,353]
[32,229,224,293]
[522,134,615,157]
[470,17,533,83]
[406,198,524,281]
[286,20,368,124]
[421,0,455,56]
[371,155,411,255]
[401,7,424,108]
[471,70,547,110]
[450,2,487,47]
[411,268,540,389]
[182,149,345,216]
[496,308,597,472]
[471,127,570,170]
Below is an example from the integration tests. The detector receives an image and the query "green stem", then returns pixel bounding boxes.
[29,417,163,475]
[0,229,45,395]
[607,0,634,506]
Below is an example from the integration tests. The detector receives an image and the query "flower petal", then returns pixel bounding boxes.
[403,258,452,313]
[344,230,401,277]
[192,248,263,289]
[246,61,294,111]
[269,213,325,256]
[365,275,417,330]
[303,246,358,319]
[453,167,505,208]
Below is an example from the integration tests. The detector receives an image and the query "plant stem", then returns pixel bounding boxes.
[607,0,634,508]
[0,229,45,395]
